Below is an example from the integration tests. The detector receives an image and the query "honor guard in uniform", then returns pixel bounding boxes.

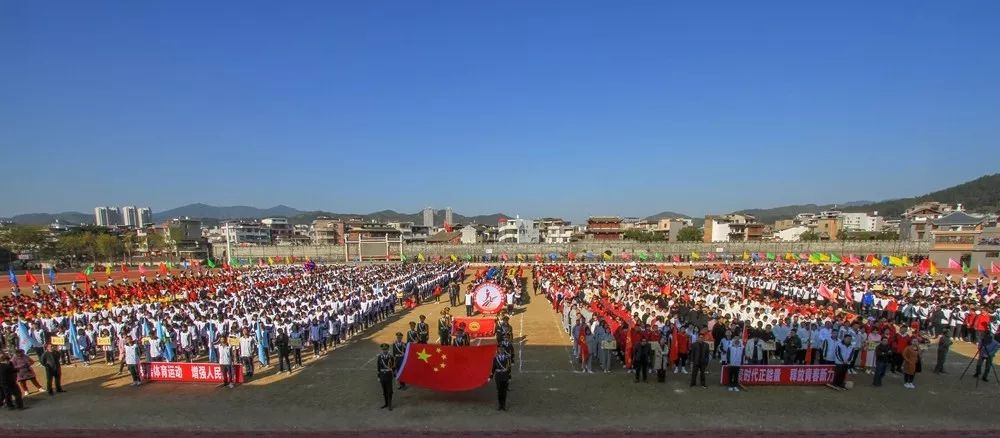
[490,345,512,411]
[392,333,407,389]
[377,343,395,410]
[495,315,513,344]
[500,333,515,361]
[406,322,419,344]
[453,324,470,346]
[438,309,452,345]
[416,315,430,344]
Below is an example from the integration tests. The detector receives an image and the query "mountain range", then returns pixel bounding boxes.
[732,173,1000,224]
[6,173,999,227]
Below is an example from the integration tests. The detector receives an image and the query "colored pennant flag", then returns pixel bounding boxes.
[417,253,426,262]
[25,271,37,285]
[889,256,903,267]
[992,262,1000,274]
[929,260,938,275]
[672,255,681,263]
[742,251,750,261]
[84,265,94,276]
[158,263,168,274]
[105,265,112,276]
[706,252,716,261]
[206,258,217,269]
[690,252,700,261]
[267,257,275,265]
[396,344,495,392]
[139,264,147,274]
[808,253,820,264]
[766,252,775,261]
[948,258,961,270]
[871,257,882,267]
[654,252,663,261]
[962,262,970,274]
[638,251,649,262]
[47,268,56,284]
[830,254,842,264]
[400,254,408,263]
[121,263,129,273]
[819,253,831,262]
[918,259,931,275]
[979,264,988,277]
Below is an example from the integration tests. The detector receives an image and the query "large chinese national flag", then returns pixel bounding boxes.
[452,317,496,338]
[396,344,495,392]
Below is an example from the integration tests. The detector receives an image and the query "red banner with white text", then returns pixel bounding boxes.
[720,365,835,386]
[452,317,496,338]
[141,362,245,384]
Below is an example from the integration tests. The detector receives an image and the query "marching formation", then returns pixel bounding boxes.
[540,262,1000,391]
[0,263,464,410]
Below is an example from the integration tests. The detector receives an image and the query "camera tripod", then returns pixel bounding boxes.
[959,346,1000,390]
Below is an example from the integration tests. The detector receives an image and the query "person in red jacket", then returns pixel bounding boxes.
[973,310,990,344]
[889,327,910,374]
[964,311,977,343]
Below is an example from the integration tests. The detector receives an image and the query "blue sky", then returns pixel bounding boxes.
[2,1,998,222]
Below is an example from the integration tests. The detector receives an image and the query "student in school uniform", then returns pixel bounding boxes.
[726,338,744,392]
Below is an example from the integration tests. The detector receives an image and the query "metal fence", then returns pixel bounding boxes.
[228,240,930,263]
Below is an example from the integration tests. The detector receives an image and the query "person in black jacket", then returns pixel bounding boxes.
[275,329,292,373]
[0,354,24,410]
[632,337,652,383]
[689,332,712,388]
[39,344,65,395]
[873,337,893,387]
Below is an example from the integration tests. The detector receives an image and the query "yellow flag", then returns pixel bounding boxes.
[889,256,902,267]
[450,254,458,262]
[267,257,274,265]
[691,252,700,260]
[819,253,831,262]
[105,265,112,275]
[742,251,750,261]
[417,253,425,262]
[871,258,882,267]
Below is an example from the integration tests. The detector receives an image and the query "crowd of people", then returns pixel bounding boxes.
[0,263,464,410]
[537,262,1000,391]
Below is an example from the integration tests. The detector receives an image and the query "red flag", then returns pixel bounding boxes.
[121,263,129,273]
[443,222,453,233]
[452,317,496,338]
[159,263,168,274]
[577,329,589,362]
[669,328,679,364]
[844,281,852,301]
[722,270,730,282]
[567,252,576,261]
[396,344,495,392]
[534,254,543,263]
[818,283,834,301]
[918,259,930,275]
[660,284,672,296]
[741,323,749,344]
[25,271,38,285]
[672,255,681,263]
[992,262,1000,274]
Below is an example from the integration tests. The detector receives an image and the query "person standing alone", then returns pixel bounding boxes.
[689,332,711,388]
[40,344,65,395]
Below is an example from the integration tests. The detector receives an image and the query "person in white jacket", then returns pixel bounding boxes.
[727,338,744,392]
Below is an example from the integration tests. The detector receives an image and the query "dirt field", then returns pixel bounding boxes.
[1,270,998,435]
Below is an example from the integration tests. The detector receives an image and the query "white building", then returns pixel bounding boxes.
[94,206,121,227]
[444,207,453,226]
[138,208,153,227]
[774,225,811,242]
[498,217,539,244]
[222,220,272,245]
[535,218,575,243]
[840,212,883,232]
[121,206,138,227]
[423,207,434,228]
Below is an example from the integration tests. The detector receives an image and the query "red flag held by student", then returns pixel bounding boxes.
[396,344,494,392]
[818,283,834,301]
[24,271,38,285]
[121,263,129,273]
[577,329,589,362]
[159,263,168,274]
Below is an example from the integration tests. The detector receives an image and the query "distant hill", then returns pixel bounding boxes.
[152,203,303,222]
[643,211,693,221]
[10,212,94,225]
[734,173,1000,223]
[286,209,509,226]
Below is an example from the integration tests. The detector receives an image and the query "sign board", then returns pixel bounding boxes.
[50,336,65,346]
[141,362,245,384]
[472,282,506,315]
[97,337,112,347]
[720,365,835,386]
